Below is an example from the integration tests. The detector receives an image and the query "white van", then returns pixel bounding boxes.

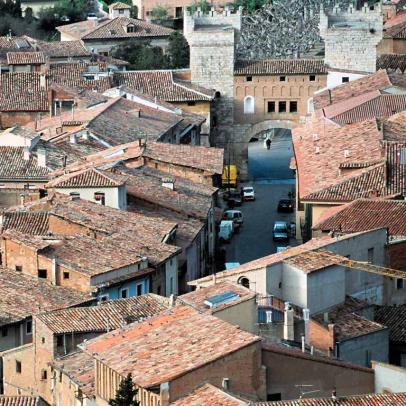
[219,220,234,242]
[223,210,243,225]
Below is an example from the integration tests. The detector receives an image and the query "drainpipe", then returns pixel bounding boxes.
[51,256,57,285]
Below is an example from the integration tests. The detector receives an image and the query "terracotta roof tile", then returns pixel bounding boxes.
[313,198,406,237]
[171,383,248,405]
[0,396,41,406]
[6,51,45,65]
[2,212,50,235]
[113,70,214,102]
[0,267,90,326]
[109,2,131,9]
[234,59,327,75]
[81,306,261,388]
[375,305,406,342]
[35,40,90,58]
[37,294,169,334]
[259,392,406,405]
[377,54,406,73]
[283,250,346,273]
[384,20,406,38]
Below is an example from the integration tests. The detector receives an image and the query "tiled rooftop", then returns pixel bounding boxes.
[0,397,41,406]
[2,212,50,235]
[35,39,90,58]
[113,70,214,102]
[0,267,90,326]
[109,1,131,9]
[37,294,169,334]
[171,383,248,405]
[56,17,173,41]
[81,306,261,388]
[384,20,406,38]
[284,250,347,274]
[263,392,406,405]
[6,51,45,65]
[313,198,406,237]
[0,72,49,112]
[52,351,95,398]
[234,59,327,75]
[178,281,256,313]
[377,54,406,73]
[312,297,386,341]
[375,304,406,343]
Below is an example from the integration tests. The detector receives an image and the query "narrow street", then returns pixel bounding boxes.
[224,129,298,265]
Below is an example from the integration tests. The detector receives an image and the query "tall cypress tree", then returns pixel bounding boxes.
[109,373,139,406]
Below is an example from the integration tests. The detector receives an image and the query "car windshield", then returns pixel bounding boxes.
[244,188,253,192]
[275,224,287,232]
[280,200,291,204]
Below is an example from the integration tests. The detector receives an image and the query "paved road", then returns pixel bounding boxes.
[223,129,298,266]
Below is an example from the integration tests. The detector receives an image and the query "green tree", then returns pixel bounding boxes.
[167,31,189,68]
[150,5,168,20]
[188,0,210,13]
[233,0,265,13]
[109,374,139,406]
[111,41,169,70]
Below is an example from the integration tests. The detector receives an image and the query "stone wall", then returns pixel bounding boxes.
[320,3,383,73]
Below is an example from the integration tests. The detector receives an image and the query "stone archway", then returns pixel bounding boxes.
[232,120,297,181]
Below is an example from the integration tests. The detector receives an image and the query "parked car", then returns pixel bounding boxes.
[227,190,243,208]
[223,210,243,225]
[242,186,255,201]
[272,221,290,242]
[277,199,294,213]
[219,220,234,243]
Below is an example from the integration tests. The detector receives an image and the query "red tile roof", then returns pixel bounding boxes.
[313,198,406,237]
[6,51,45,65]
[109,2,131,9]
[0,397,41,406]
[262,392,406,405]
[283,250,346,273]
[384,20,406,38]
[171,383,248,405]
[81,305,261,388]
[234,59,327,75]
[2,212,50,235]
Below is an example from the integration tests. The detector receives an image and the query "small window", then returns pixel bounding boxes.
[56,336,63,347]
[136,284,143,296]
[41,337,45,344]
[367,248,374,264]
[268,393,282,401]
[309,75,316,82]
[279,76,286,82]
[16,361,22,374]
[63,272,70,280]
[278,282,282,289]
[127,23,135,33]
[120,288,129,299]
[175,6,183,17]
[26,320,32,335]
[187,101,196,106]
[69,192,80,199]
[246,76,252,82]
[38,269,47,279]
[15,265,22,272]
[267,101,275,113]
[238,277,250,289]
[41,369,47,380]
[290,101,298,113]
[279,101,287,113]
[342,77,350,83]
[1,327,7,337]
[244,96,255,114]
[59,371,63,383]
[119,8,124,14]
[94,192,105,205]
[397,279,404,290]
[100,294,109,302]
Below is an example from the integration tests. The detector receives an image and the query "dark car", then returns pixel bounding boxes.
[277,199,294,213]
[227,190,242,208]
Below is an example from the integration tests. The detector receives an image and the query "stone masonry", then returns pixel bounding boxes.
[320,2,383,73]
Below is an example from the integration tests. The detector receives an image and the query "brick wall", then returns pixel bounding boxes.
[0,112,45,129]
[309,319,335,353]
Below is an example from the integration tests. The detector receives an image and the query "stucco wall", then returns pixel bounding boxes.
[373,361,406,393]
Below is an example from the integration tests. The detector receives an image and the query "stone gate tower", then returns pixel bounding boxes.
[184,7,242,151]
[320,2,383,74]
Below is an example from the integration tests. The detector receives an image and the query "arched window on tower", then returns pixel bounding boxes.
[244,96,255,114]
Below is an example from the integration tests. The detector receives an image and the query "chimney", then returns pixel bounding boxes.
[40,73,46,89]
[51,256,57,285]
[301,335,306,353]
[162,178,174,190]
[303,308,310,344]
[328,323,336,356]
[20,194,25,207]
[222,378,230,391]
[283,302,294,341]
[23,146,30,161]
[169,294,176,307]
[160,382,170,406]
[69,133,77,144]
[37,147,47,167]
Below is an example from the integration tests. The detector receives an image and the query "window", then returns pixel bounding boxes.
[309,75,316,81]
[175,6,183,17]
[278,101,287,113]
[367,248,374,264]
[63,272,70,280]
[136,283,143,296]
[41,369,47,380]
[278,282,282,289]
[56,335,63,347]
[69,192,80,199]
[15,265,22,272]
[127,23,135,33]
[59,371,63,383]
[119,8,124,14]
[41,337,45,344]
[267,101,275,113]
[342,76,350,83]
[289,101,298,113]
[1,327,7,337]
[397,279,404,290]
[38,269,47,279]
[0,252,2,265]
[279,76,286,82]
[243,96,255,114]
[187,101,196,106]
[99,294,109,302]
[26,320,32,335]
[94,192,105,205]
[268,393,282,401]
[16,361,22,374]
[120,288,129,299]
[238,277,250,289]
[246,76,252,82]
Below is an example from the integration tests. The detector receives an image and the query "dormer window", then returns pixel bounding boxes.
[127,23,135,33]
